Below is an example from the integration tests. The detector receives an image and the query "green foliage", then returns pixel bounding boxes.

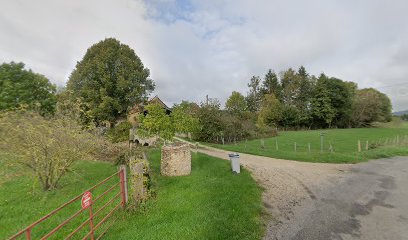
[0,110,95,190]
[245,76,262,112]
[257,94,282,131]
[172,101,200,134]
[351,88,392,126]
[261,69,281,99]
[402,114,408,121]
[225,91,247,115]
[107,121,132,143]
[55,90,94,128]
[0,62,56,115]
[138,104,173,141]
[310,75,336,128]
[196,99,225,142]
[67,38,155,126]
[138,103,199,142]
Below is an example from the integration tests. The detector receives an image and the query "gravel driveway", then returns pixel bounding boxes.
[197,146,408,240]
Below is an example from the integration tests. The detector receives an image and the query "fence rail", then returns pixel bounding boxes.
[8,166,128,240]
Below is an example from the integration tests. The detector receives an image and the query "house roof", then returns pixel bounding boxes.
[148,95,171,110]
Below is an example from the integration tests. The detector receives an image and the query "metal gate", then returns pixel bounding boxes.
[8,165,128,240]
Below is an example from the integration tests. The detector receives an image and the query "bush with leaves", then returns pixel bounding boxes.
[138,103,199,143]
[0,110,115,190]
[107,121,132,143]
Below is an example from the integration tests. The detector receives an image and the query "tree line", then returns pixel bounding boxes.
[0,38,393,147]
[193,67,392,143]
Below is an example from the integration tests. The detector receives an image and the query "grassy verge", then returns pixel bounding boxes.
[105,150,265,240]
[207,126,408,163]
[1,150,265,239]
[0,153,118,239]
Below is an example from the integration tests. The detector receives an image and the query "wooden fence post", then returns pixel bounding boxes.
[365,140,369,150]
[294,142,297,152]
[308,143,311,153]
[275,138,278,150]
[358,140,361,152]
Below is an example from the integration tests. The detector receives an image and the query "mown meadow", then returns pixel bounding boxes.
[208,120,408,163]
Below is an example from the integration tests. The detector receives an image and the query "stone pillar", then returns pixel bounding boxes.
[161,142,191,176]
[129,157,149,202]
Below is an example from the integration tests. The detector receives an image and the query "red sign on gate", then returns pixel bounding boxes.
[81,191,92,209]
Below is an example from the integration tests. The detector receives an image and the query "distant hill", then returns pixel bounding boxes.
[393,110,408,116]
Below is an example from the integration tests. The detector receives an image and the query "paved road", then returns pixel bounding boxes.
[275,156,408,240]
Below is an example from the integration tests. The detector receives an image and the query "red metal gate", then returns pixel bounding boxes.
[8,165,128,240]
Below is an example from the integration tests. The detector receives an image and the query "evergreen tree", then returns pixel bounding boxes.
[261,69,281,100]
[246,76,262,112]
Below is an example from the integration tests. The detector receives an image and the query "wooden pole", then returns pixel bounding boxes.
[294,142,297,152]
[275,138,278,150]
[365,140,368,150]
[358,140,361,152]
[308,143,311,153]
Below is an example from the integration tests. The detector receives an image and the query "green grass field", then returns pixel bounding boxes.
[0,153,119,239]
[105,150,264,240]
[209,120,408,163]
[0,150,264,239]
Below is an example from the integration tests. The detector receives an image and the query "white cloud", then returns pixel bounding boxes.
[0,0,407,110]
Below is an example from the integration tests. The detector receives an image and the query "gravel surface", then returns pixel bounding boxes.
[196,146,351,239]
[197,145,408,240]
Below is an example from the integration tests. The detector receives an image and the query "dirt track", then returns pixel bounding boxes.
[197,146,351,239]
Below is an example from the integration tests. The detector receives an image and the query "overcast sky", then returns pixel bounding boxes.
[1,0,408,111]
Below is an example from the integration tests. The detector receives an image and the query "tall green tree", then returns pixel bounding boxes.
[197,98,224,142]
[246,76,262,112]
[261,69,281,100]
[0,62,56,115]
[351,88,392,126]
[322,77,354,127]
[310,75,336,128]
[257,94,282,131]
[67,38,155,126]
[225,91,247,115]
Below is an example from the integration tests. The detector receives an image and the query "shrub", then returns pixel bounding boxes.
[107,121,132,143]
[0,110,125,190]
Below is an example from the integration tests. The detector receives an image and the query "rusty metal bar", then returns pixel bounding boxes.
[88,202,95,240]
[25,228,31,240]
[93,192,121,217]
[8,171,119,240]
[64,218,90,239]
[40,208,85,240]
[93,182,120,203]
[64,191,119,240]
[94,202,122,230]
[95,217,117,240]
[81,202,122,240]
